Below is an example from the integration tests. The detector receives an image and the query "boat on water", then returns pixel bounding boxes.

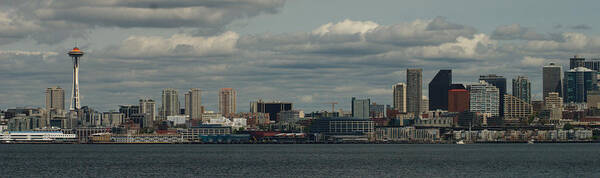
[528,139,535,144]
[456,140,465,144]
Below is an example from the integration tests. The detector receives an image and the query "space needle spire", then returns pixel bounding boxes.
[68,47,84,111]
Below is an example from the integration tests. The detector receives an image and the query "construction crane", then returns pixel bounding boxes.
[323,102,338,113]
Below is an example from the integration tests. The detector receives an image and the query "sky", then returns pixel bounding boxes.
[1,0,600,112]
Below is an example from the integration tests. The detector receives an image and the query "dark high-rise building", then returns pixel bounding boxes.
[584,59,600,72]
[543,62,563,99]
[250,100,292,121]
[512,76,531,103]
[428,70,451,111]
[570,55,585,69]
[564,67,597,103]
[479,74,506,117]
[119,105,140,119]
[448,89,469,112]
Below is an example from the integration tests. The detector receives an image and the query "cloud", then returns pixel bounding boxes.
[390,33,498,60]
[366,88,390,95]
[570,24,592,30]
[0,0,285,44]
[238,18,476,57]
[491,24,547,40]
[312,19,379,36]
[520,56,546,67]
[365,17,476,46]
[106,31,239,58]
[524,32,600,53]
[35,0,285,28]
[299,95,314,103]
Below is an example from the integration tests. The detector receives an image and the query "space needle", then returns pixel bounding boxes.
[68,47,84,111]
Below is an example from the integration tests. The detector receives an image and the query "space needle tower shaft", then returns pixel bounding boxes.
[68,47,84,111]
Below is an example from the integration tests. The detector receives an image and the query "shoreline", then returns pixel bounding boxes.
[2,140,599,144]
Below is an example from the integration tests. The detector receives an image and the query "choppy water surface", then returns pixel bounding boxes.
[1,144,599,177]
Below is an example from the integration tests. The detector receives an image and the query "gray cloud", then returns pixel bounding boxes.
[570,24,592,30]
[34,0,284,28]
[365,17,476,46]
[491,24,548,40]
[0,0,285,44]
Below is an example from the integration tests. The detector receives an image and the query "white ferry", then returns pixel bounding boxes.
[0,131,77,143]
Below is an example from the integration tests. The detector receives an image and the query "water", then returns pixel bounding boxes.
[1,144,599,177]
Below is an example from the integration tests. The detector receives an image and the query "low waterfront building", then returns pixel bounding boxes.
[63,127,111,143]
[199,134,250,143]
[310,117,375,142]
[179,125,233,142]
[111,134,186,143]
[375,126,441,142]
[451,129,593,142]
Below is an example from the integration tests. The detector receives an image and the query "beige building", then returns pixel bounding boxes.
[504,94,533,119]
[161,88,180,118]
[392,83,406,112]
[45,86,65,112]
[544,92,563,110]
[421,96,429,113]
[587,90,600,109]
[544,92,563,122]
[186,88,203,120]
[219,88,236,116]
[139,98,156,121]
[406,68,422,114]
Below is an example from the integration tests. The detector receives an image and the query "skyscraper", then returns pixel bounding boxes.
[512,76,531,103]
[161,88,180,118]
[139,98,156,121]
[469,81,500,117]
[428,69,451,111]
[45,86,65,112]
[352,97,370,119]
[186,88,202,120]
[68,47,84,111]
[184,92,190,116]
[392,83,406,112]
[219,88,236,116]
[406,68,422,114]
[569,55,585,69]
[564,67,597,103]
[543,62,563,98]
[479,74,506,117]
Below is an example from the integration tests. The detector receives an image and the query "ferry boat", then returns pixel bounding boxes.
[0,131,77,143]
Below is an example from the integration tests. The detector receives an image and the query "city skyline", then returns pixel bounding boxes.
[2,1,600,177]
[2,1,600,112]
